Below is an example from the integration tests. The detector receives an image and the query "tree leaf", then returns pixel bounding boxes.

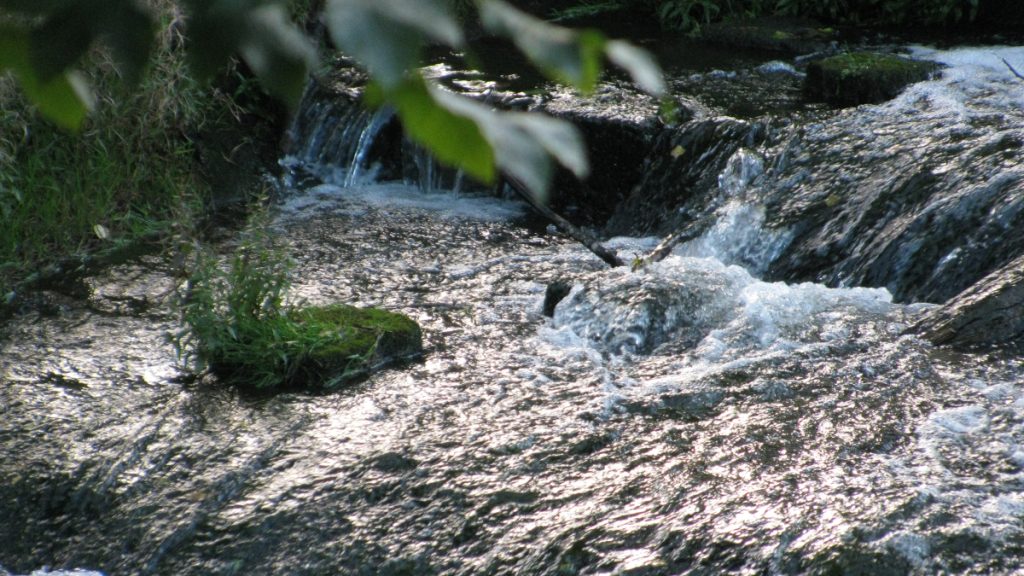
[478,0,605,93]
[369,77,494,183]
[237,4,316,108]
[428,86,588,203]
[181,0,248,83]
[605,39,666,97]
[325,0,463,89]
[29,0,97,82]
[0,0,73,15]
[0,23,93,130]
[506,112,589,179]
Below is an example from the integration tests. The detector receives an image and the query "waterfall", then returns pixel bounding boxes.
[284,84,470,193]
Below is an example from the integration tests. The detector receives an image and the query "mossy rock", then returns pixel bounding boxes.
[208,304,422,390]
[804,52,941,107]
[296,304,423,379]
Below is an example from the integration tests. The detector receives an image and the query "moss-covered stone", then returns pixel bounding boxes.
[804,52,940,107]
[293,304,423,387]
[207,304,422,390]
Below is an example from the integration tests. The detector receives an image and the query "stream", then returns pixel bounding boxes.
[4,44,1024,575]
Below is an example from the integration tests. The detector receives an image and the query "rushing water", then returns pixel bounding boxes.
[5,46,1024,575]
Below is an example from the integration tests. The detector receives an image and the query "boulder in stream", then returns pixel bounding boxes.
[913,254,1024,350]
[804,51,941,107]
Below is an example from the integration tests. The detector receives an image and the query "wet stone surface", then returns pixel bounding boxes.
[4,182,1024,575]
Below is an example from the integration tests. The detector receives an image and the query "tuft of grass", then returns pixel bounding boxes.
[172,209,422,390]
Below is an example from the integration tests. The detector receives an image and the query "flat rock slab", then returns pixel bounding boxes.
[913,253,1024,350]
[804,51,940,107]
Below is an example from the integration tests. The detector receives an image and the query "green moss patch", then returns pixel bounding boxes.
[804,52,941,107]
[207,304,423,390]
[294,304,423,376]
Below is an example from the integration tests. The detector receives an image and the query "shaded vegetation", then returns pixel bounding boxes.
[548,0,990,32]
[0,5,196,297]
[172,209,422,390]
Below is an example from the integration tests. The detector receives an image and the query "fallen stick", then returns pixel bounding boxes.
[638,212,716,266]
[503,175,626,268]
[1002,57,1024,82]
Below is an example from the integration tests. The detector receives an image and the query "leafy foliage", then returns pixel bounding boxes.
[0,4,212,294]
[0,0,666,201]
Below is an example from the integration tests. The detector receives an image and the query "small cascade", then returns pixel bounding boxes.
[343,108,395,187]
[401,141,466,193]
[284,83,474,194]
[676,147,793,275]
[283,92,396,186]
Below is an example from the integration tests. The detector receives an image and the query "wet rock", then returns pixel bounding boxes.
[606,117,764,236]
[542,281,572,317]
[804,51,941,107]
[912,253,1024,349]
[554,261,742,356]
[539,84,678,226]
[371,452,419,473]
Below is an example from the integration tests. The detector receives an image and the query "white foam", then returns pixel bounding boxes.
[676,148,792,275]
[889,46,1024,120]
[922,405,989,436]
[756,61,800,76]
[546,253,896,369]
[675,201,793,275]
[277,183,526,221]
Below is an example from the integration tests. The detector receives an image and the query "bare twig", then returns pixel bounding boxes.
[1002,57,1024,82]
[640,213,716,265]
[504,175,626,268]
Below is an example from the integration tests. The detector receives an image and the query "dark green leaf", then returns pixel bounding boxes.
[99,0,155,84]
[478,0,605,93]
[181,0,247,82]
[0,25,92,130]
[237,5,316,108]
[325,0,463,88]
[0,24,30,71]
[605,39,666,97]
[25,70,92,130]
[428,86,588,202]
[29,0,97,82]
[0,0,73,15]
[371,77,495,183]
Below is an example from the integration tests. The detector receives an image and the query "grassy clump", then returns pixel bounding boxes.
[173,212,422,390]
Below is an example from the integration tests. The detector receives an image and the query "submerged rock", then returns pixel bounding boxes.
[804,51,940,107]
[553,259,745,356]
[913,254,1024,350]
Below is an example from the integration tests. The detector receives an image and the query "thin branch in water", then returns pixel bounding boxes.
[1002,57,1024,82]
[639,213,716,266]
[503,175,625,268]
